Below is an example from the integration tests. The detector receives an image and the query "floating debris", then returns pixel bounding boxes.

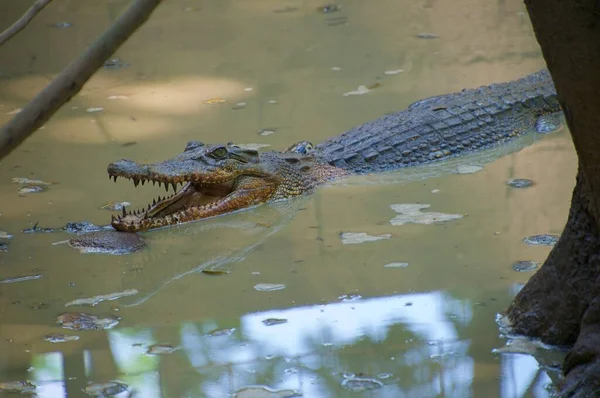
[206,327,236,337]
[523,234,559,247]
[232,102,247,109]
[339,294,362,302]
[0,381,36,394]
[49,21,72,29]
[512,261,540,272]
[100,201,131,211]
[456,165,483,174]
[22,222,54,234]
[0,231,13,239]
[83,381,129,397]
[331,66,342,71]
[0,242,8,252]
[201,269,230,276]
[204,98,226,104]
[65,289,139,307]
[431,189,440,194]
[29,302,47,310]
[234,385,302,398]
[384,262,409,268]
[506,178,535,188]
[86,107,104,113]
[103,57,128,69]
[146,344,180,355]
[12,177,53,185]
[268,100,278,104]
[341,377,384,392]
[0,274,42,284]
[254,283,286,292]
[340,232,391,244]
[68,231,146,255]
[62,221,109,234]
[18,185,45,195]
[389,203,463,226]
[319,4,341,13]
[262,318,288,326]
[416,33,439,39]
[384,69,404,75]
[44,333,80,343]
[343,85,371,97]
[57,312,120,331]
[258,128,277,136]
[107,95,128,100]
[236,143,271,150]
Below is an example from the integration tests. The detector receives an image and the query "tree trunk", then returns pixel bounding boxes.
[506,0,600,395]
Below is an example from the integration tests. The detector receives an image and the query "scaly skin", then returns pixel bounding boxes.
[107,142,346,232]
[107,70,561,232]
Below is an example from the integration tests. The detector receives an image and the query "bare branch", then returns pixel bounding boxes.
[0,0,53,46]
[0,0,163,160]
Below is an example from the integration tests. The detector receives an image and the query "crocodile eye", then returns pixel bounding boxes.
[209,146,228,159]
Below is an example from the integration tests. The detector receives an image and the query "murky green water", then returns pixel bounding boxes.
[0,0,576,397]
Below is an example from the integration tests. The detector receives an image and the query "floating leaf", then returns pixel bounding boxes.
[86,107,104,113]
[64,289,139,307]
[57,312,120,331]
[12,177,54,185]
[523,234,559,247]
[384,69,404,75]
[340,232,391,244]
[384,262,409,268]
[204,98,226,104]
[456,165,483,174]
[146,344,180,355]
[201,269,230,276]
[506,178,535,188]
[254,283,286,292]
[343,85,371,97]
[389,203,463,226]
[83,381,128,397]
[262,318,288,326]
[44,333,80,343]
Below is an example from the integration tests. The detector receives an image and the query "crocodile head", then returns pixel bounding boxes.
[107,141,346,232]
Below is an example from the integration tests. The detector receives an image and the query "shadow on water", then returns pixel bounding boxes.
[0,0,577,396]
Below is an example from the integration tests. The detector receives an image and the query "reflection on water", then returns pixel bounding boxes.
[0,0,576,396]
[26,292,561,397]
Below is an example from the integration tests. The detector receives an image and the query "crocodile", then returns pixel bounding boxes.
[107,69,560,232]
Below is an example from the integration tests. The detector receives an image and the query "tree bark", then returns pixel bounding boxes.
[0,0,163,160]
[506,0,600,395]
[0,0,53,46]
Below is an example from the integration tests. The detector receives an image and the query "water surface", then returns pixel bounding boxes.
[0,0,575,397]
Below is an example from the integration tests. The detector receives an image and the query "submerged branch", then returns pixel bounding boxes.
[0,0,53,46]
[0,0,163,160]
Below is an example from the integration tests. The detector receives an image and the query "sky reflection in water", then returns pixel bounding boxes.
[29,291,555,397]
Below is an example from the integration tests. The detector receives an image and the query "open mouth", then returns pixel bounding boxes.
[108,174,237,232]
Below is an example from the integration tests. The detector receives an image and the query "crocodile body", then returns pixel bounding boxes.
[313,69,559,173]
[107,70,560,232]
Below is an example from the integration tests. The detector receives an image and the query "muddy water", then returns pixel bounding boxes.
[0,0,576,397]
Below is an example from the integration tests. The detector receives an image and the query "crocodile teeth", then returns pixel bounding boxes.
[153,181,156,186]
[113,176,118,182]
[133,178,140,187]
[171,182,177,192]
[122,207,127,217]
[141,179,146,186]
[157,181,162,189]
[164,183,169,192]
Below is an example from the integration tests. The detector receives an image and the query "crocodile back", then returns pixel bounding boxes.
[313,70,559,174]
